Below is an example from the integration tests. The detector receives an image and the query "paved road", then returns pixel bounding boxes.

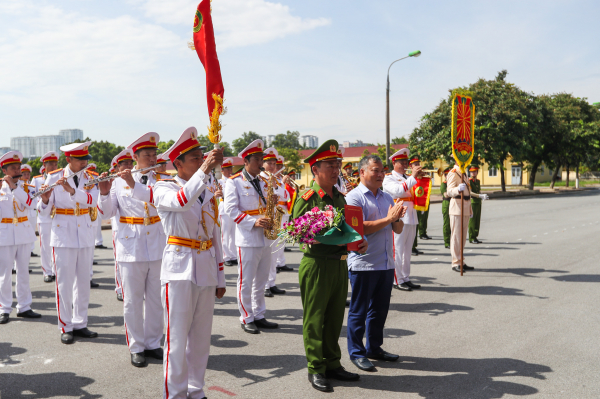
[2,189,599,399]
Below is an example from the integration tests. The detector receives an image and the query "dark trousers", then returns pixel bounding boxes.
[442,201,451,246]
[469,202,481,240]
[347,269,394,360]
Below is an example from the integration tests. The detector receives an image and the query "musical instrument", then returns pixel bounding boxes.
[31,166,90,199]
[287,179,305,191]
[339,168,355,191]
[83,165,160,188]
[260,169,285,240]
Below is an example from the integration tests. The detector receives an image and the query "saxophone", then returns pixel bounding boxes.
[260,170,285,240]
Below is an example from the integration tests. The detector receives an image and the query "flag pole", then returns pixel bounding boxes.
[460,174,464,276]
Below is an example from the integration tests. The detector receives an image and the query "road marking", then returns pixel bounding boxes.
[532,235,537,237]
[44,359,53,365]
[208,386,237,396]
[432,258,438,260]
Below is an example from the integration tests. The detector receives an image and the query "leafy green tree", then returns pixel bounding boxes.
[271,130,301,150]
[195,135,233,156]
[56,137,123,174]
[276,147,301,173]
[232,131,262,154]
[157,140,175,154]
[392,137,408,144]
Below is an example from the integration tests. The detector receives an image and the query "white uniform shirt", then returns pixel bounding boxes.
[38,167,100,248]
[224,170,269,248]
[98,170,166,262]
[153,170,225,288]
[0,180,36,246]
[382,170,418,225]
[32,174,51,224]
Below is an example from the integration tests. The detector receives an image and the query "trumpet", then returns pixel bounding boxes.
[84,165,161,187]
[31,166,91,199]
[287,179,305,191]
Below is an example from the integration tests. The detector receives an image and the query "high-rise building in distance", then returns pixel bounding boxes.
[10,129,83,158]
[0,147,11,156]
[59,129,83,144]
[10,137,36,158]
[301,135,319,149]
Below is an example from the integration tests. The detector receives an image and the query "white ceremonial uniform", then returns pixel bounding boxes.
[110,215,122,295]
[38,166,99,333]
[224,170,272,324]
[32,174,54,277]
[275,186,290,268]
[382,170,418,285]
[154,170,225,399]
[20,181,38,254]
[263,173,289,289]
[95,219,103,246]
[218,177,237,263]
[0,180,36,315]
[446,166,474,268]
[98,169,165,354]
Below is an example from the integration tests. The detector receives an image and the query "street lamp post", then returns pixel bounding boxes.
[386,50,421,164]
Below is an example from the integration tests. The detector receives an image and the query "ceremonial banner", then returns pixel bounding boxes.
[412,177,432,212]
[451,94,475,173]
[285,183,296,214]
[193,0,224,118]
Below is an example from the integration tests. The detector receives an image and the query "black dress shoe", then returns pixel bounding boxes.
[31,252,39,257]
[0,313,9,324]
[463,264,475,271]
[351,357,375,371]
[452,266,464,273]
[284,247,292,252]
[224,260,235,266]
[231,259,238,265]
[308,373,332,392]
[473,238,482,244]
[254,318,278,329]
[73,327,98,338]
[269,286,286,295]
[394,283,412,291]
[90,280,99,288]
[420,234,432,240]
[61,331,74,344]
[144,348,163,360]
[28,269,32,274]
[326,366,360,381]
[277,265,294,272]
[52,275,56,281]
[117,292,123,301]
[445,244,450,249]
[93,261,98,265]
[346,300,350,307]
[241,322,260,334]
[367,350,399,362]
[264,289,274,298]
[12,269,16,274]
[95,244,108,249]
[17,309,41,318]
[131,352,147,367]
[44,275,54,283]
[405,281,421,289]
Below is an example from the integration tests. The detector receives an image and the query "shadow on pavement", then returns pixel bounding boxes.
[550,274,600,283]
[425,286,547,299]
[211,334,248,348]
[340,325,415,339]
[0,342,27,366]
[208,354,306,386]
[480,268,569,278]
[1,372,101,398]
[358,356,551,398]
[389,302,474,316]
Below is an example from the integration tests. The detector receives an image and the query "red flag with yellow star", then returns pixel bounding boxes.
[193,0,224,117]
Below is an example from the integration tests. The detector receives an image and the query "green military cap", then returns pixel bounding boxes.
[303,139,341,167]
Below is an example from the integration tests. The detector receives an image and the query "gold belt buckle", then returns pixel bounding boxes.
[74,204,80,217]
[13,217,18,225]
[340,255,348,261]
[144,217,151,226]
[200,241,207,251]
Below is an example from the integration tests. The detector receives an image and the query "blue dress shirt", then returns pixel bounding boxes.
[346,183,395,271]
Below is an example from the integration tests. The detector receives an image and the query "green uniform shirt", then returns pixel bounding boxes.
[292,182,347,257]
[470,178,481,204]
[440,182,449,202]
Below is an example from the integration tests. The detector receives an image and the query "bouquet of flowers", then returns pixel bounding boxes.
[277,205,360,246]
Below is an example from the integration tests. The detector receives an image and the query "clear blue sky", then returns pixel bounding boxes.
[1,0,599,149]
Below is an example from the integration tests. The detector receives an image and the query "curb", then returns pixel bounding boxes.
[428,187,597,204]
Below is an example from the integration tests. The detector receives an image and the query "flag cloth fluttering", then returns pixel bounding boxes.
[193,0,224,143]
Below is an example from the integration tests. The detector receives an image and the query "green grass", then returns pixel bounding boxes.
[534,180,600,187]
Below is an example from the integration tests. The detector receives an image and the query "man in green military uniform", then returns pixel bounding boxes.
[440,167,451,248]
[468,165,483,243]
[292,140,367,393]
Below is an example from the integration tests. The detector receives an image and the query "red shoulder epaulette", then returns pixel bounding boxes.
[301,189,315,201]
[385,172,392,176]
[87,170,99,177]
[230,172,242,179]
[49,168,63,175]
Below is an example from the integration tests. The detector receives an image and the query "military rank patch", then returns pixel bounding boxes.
[317,189,325,198]
[301,189,315,200]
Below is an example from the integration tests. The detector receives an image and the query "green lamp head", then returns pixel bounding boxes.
[409,50,422,57]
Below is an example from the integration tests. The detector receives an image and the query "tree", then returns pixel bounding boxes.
[276,147,301,173]
[271,130,301,150]
[392,137,408,144]
[157,140,175,153]
[55,137,124,173]
[232,131,262,154]
[196,135,234,156]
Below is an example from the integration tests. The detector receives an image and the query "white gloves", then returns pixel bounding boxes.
[480,194,489,201]
[458,183,466,192]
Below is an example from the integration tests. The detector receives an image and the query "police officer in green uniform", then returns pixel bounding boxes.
[292,140,367,393]
[440,167,451,248]
[468,165,482,243]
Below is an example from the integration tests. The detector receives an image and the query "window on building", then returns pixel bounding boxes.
[488,167,498,177]
[540,166,544,176]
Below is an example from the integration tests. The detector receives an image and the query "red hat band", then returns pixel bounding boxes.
[65,148,89,157]
[131,140,158,153]
[169,139,201,163]
[409,157,420,164]
[263,153,277,160]
[42,156,58,163]
[241,147,263,159]
[391,154,409,162]
[309,149,338,167]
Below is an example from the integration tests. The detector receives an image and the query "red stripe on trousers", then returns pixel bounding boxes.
[165,283,171,398]
[238,248,248,322]
[113,232,120,289]
[122,284,130,348]
[53,248,66,332]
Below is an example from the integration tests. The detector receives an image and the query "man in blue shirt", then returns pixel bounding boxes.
[345,155,406,372]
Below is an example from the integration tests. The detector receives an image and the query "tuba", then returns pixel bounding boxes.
[260,170,285,240]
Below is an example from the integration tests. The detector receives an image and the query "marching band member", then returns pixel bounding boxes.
[153,127,225,398]
[440,167,452,249]
[275,155,294,269]
[224,139,279,334]
[107,149,134,302]
[32,152,59,282]
[38,142,105,344]
[98,133,165,367]
[86,163,101,288]
[0,151,41,324]
[218,157,237,266]
[468,165,483,244]
[261,148,288,298]
[382,149,424,292]
[155,152,169,175]
[446,164,488,272]
[19,164,37,258]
